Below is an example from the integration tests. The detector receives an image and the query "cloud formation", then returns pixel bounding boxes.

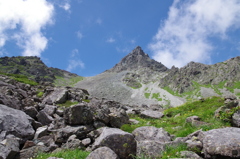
[0,0,54,56]
[106,37,116,43]
[67,49,85,72]
[149,0,240,68]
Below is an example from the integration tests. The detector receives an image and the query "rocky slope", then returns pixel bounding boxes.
[76,46,240,107]
[0,56,81,84]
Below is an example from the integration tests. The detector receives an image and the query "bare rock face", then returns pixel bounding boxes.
[42,88,68,104]
[199,127,240,158]
[132,126,172,142]
[86,147,119,159]
[0,104,35,141]
[92,127,136,159]
[64,104,94,125]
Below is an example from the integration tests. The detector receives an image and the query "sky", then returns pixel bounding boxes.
[0,0,240,77]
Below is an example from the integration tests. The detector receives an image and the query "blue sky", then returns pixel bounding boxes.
[0,0,240,76]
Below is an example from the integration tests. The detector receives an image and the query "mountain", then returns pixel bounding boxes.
[0,56,82,86]
[76,46,240,107]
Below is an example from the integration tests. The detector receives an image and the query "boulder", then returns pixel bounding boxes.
[199,127,240,158]
[24,107,38,119]
[64,104,94,125]
[232,110,240,127]
[34,126,48,139]
[132,126,172,142]
[37,110,54,125]
[61,135,83,149]
[86,146,119,159]
[42,105,57,116]
[109,109,129,128]
[180,151,202,159]
[92,127,136,159]
[54,125,94,144]
[42,88,68,104]
[17,145,48,159]
[0,104,35,141]
[140,110,164,119]
[0,138,20,159]
[136,140,165,158]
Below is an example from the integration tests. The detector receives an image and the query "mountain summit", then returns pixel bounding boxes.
[108,46,168,73]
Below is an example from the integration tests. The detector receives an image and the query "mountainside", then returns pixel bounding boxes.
[0,56,82,86]
[76,46,240,107]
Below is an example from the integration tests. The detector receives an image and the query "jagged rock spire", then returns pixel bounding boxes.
[107,46,168,73]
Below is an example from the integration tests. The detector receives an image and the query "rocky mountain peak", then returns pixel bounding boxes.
[107,46,168,73]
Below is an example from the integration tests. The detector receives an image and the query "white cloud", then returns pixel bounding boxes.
[149,0,240,68]
[67,49,85,72]
[0,0,54,56]
[76,31,83,39]
[67,59,85,72]
[60,2,70,11]
[106,37,115,43]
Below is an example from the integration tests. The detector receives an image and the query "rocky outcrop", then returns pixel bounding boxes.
[0,104,35,141]
[92,127,136,159]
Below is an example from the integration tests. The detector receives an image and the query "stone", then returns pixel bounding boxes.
[132,126,172,142]
[34,126,48,139]
[61,135,83,149]
[24,106,38,119]
[109,109,129,128]
[42,105,57,116]
[140,110,164,119]
[86,147,119,159]
[22,140,36,149]
[54,125,94,144]
[129,119,139,124]
[180,151,202,159]
[136,140,165,158]
[42,88,68,104]
[64,104,94,125]
[0,104,35,141]
[92,127,136,159]
[232,110,240,127]
[199,127,240,158]
[37,110,54,125]
[17,145,48,159]
[0,138,20,159]
[82,138,91,147]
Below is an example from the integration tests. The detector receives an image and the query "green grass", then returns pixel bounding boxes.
[152,93,162,101]
[57,100,79,108]
[37,91,44,97]
[160,143,188,159]
[0,72,38,86]
[34,149,90,159]
[121,96,230,137]
[54,76,84,87]
[144,93,151,99]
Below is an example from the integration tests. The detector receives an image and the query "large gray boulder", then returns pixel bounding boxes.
[42,88,68,104]
[109,108,129,128]
[132,126,172,142]
[136,140,165,158]
[64,104,94,125]
[199,127,240,158]
[86,147,119,159]
[0,138,20,159]
[140,110,164,119]
[36,110,54,125]
[92,127,136,159]
[0,104,35,141]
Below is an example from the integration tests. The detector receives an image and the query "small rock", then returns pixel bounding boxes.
[86,147,119,159]
[140,110,164,119]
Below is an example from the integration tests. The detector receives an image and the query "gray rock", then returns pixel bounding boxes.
[34,126,48,139]
[129,119,139,124]
[54,125,94,144]
[42,88,68,104]
[37,110,54,125]
[132,126,172,142]
[232,110,240,127]
[140,110,164,119]
[42,105,57,116]
[18,145,47,159]
[180,151,202,159]
[86,146,119,159]
[24,107,38,119]
[109,109,129,128]
[136,140,165,158]
[199,127,240,158]
[0,138,20,159]
[64,104,94,125]
[92,127,136,159]
[61,135,83,149]
[0,104,35,141]
[82,138,91,147]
